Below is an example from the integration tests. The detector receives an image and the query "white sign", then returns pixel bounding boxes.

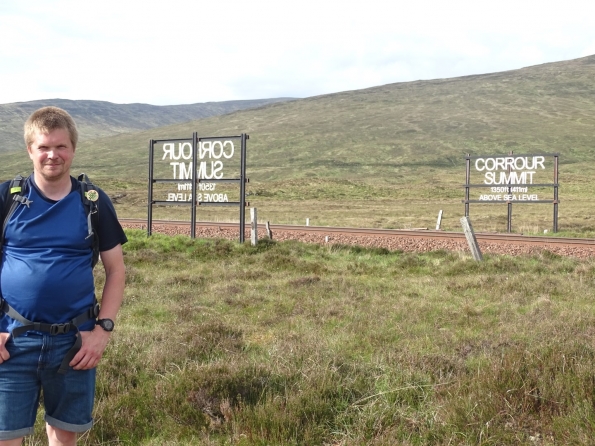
[474,156,546,201]
[160,140,236,202]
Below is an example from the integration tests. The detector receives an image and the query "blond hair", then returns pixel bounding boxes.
[24,106,78,149]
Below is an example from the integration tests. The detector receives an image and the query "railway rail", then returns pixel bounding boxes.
[119,218,595,259]
[120,219,595,258]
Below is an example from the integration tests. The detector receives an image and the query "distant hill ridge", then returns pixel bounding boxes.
[114,54,594,182]
[0,97,295,152]
[1,54,594,183]
[1,54,594,232]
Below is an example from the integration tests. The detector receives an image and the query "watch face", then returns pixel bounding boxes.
[99,319,114,331]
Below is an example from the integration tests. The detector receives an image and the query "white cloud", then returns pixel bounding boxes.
[0,0,594,105]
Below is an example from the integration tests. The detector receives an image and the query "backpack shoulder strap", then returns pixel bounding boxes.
[1,175,29,254]
[77,173,100,268]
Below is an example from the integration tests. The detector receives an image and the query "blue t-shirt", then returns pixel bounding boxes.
[0,175,127,333]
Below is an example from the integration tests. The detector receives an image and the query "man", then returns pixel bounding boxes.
[0,106,127,445]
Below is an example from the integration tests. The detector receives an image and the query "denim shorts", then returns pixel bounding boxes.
[0,333,96,440]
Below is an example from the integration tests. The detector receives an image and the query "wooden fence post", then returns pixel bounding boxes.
[266,221,273,239]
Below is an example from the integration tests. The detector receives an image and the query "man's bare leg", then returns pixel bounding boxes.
[46,424,76,446]
[0,438,23,446]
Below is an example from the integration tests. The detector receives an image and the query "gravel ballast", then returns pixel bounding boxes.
[122,223,595,259]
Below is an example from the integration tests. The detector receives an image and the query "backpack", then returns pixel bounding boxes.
[0,173,100,268]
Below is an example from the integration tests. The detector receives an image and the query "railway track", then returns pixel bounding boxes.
[120,218,595,258]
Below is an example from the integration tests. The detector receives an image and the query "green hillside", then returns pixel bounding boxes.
[1,55,594,234]
[0,97,295,152]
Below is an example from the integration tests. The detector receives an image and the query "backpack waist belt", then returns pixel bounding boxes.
[0,297,100,374]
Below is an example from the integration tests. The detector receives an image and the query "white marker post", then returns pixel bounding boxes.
[251,208,258,246]
[460,216,483,261]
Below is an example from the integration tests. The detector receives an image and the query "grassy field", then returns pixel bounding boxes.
[19,231,595,445]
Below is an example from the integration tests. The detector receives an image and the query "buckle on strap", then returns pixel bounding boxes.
[49,323,72,336]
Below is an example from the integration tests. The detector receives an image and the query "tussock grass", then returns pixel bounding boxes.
[22,230,595,444]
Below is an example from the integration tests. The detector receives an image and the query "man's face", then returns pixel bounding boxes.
[27,128,75,182]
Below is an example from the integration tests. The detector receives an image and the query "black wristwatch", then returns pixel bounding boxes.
[97,318,115,332]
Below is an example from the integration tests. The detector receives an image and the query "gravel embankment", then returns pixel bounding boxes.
[121,223,595,259]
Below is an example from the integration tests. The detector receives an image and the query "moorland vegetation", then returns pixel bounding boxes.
[21,231,595,445]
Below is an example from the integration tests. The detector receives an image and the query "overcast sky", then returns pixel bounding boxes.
[1,0,594,106]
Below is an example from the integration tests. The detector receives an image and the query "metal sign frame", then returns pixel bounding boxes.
[147,132,249,242]
[463,152,559,233]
